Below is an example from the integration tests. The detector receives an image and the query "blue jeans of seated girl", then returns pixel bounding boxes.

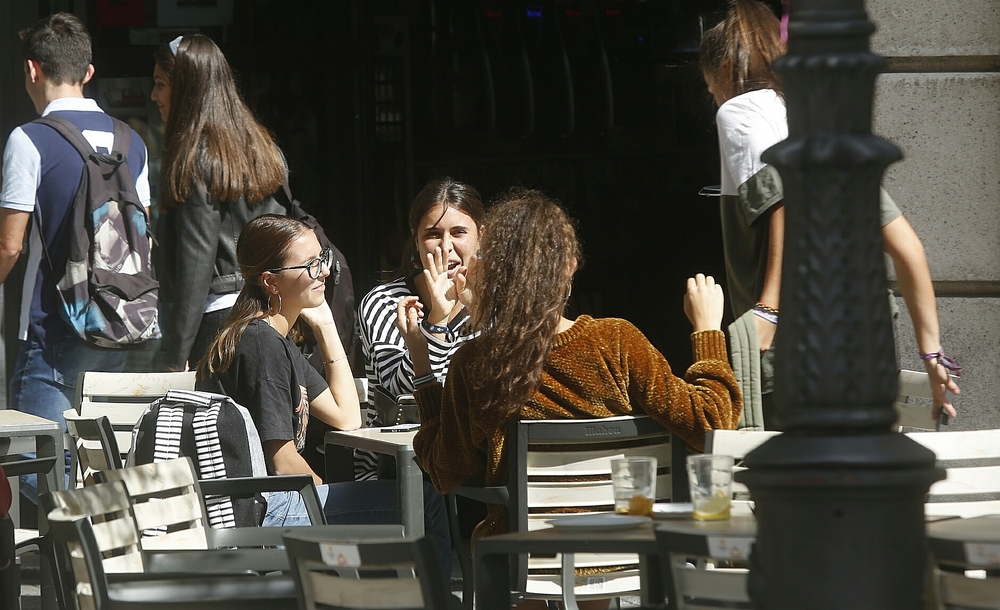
[263,480,453,590]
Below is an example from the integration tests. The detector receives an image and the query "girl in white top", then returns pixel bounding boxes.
[700,0,959,419]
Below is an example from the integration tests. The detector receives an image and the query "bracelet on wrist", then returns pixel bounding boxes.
[752,307,778,325]
[413,373,438,388]
[920,349,962,376]
[421,319,449,334]
[754,302,779,315]
[323,356,348,365]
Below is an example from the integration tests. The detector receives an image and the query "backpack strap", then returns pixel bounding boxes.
[34,114,131,158]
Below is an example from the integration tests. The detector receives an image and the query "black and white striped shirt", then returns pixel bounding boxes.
[356,276,473,479]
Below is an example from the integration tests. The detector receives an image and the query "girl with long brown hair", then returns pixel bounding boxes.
[196,215,454,592]
[401,188,741,548]
[356,178,485,479]
[152,34,289,372]
[701,0,959,422]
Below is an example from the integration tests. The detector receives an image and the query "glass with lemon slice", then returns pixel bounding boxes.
[686,454,734,521]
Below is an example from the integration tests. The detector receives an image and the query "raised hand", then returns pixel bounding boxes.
[421,246,463,325]
[395,295,425,347]
[684,274,725,332]
[395,295,431,376]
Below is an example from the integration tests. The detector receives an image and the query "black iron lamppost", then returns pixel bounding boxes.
[740,1,945,608]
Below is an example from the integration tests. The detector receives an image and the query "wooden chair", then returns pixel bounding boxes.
[449,415,676,609]
[655,520,756,610]
[64,413,121,489]
[73,371,198,462]
[97,457,326,549]
[707,428,1000,518]
[47,505,300,610]
[282,530,462,610]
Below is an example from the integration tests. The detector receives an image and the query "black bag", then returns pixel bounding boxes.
[129,390,268,528]
[32,115,159,348]
[373,386,420,426]
[275,185,359,372]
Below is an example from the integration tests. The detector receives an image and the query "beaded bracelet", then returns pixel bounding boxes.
[421,319,449,334]
[920,350,962,377]
[752,303,778,324]
[323,356,348,365]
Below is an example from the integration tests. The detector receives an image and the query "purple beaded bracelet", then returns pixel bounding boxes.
[920,350,962,377]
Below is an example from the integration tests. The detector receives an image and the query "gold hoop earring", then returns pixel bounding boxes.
[268,292,282,316]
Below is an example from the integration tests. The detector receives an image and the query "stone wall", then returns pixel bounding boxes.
[870,0,1000,429]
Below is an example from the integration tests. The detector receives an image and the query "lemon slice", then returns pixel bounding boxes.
[694,490,731,521]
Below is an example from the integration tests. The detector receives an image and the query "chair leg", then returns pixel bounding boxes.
[446,493,475,610]
[0,517,17,610]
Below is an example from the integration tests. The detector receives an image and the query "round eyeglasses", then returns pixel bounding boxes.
[266,247,333,280]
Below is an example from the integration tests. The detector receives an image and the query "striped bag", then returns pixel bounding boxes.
[129,390,268,528]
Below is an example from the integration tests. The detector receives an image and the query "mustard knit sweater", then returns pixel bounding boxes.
[413,315,743,539]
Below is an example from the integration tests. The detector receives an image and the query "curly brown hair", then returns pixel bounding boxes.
[700,0,785,103]
[465,189,581,418]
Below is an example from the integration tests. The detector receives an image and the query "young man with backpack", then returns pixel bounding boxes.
[0,13,153,503]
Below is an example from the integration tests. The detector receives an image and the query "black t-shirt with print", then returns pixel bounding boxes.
[208,319,327,452]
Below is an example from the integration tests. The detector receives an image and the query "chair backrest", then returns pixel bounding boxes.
[41,481,145,575]
[655,525,754,610]
[97,457,212,550]
[64,412,121,489]
[704,429,779,499]
[47,507,137,610]
[894,369,959,431]
[282,532,452,610]
[907,430,1000,518]
[706,429,1000,518]
[935,569,1000,610]
[74,371,197,458]
[507,416,675,533]
[505,416,674,601]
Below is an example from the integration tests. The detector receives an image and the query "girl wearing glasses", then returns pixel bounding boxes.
[152,34,290,372]
[197,214,453,586]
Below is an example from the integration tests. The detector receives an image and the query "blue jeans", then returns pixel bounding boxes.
[263,480,453,590]
[10,333,127,503]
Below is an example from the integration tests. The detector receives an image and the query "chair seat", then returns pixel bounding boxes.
[107,574,298,608]
[14,529,39,547]
[524,569,641,598]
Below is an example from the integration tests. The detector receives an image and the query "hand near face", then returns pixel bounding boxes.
[395,295,425,346]
[421,246,463,324]
[449,265,473,309]
[684,274,725,333]
[299,298,337,332]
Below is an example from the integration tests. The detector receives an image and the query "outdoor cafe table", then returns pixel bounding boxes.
[324,428,424,537]
[473,514,758,610]
[0,409,65,610]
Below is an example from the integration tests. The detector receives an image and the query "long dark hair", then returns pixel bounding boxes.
[465,189,581,419]
[700,0,785,102]
[393,178,486,278]
[157,34,285,207]
[197,215,310,378]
